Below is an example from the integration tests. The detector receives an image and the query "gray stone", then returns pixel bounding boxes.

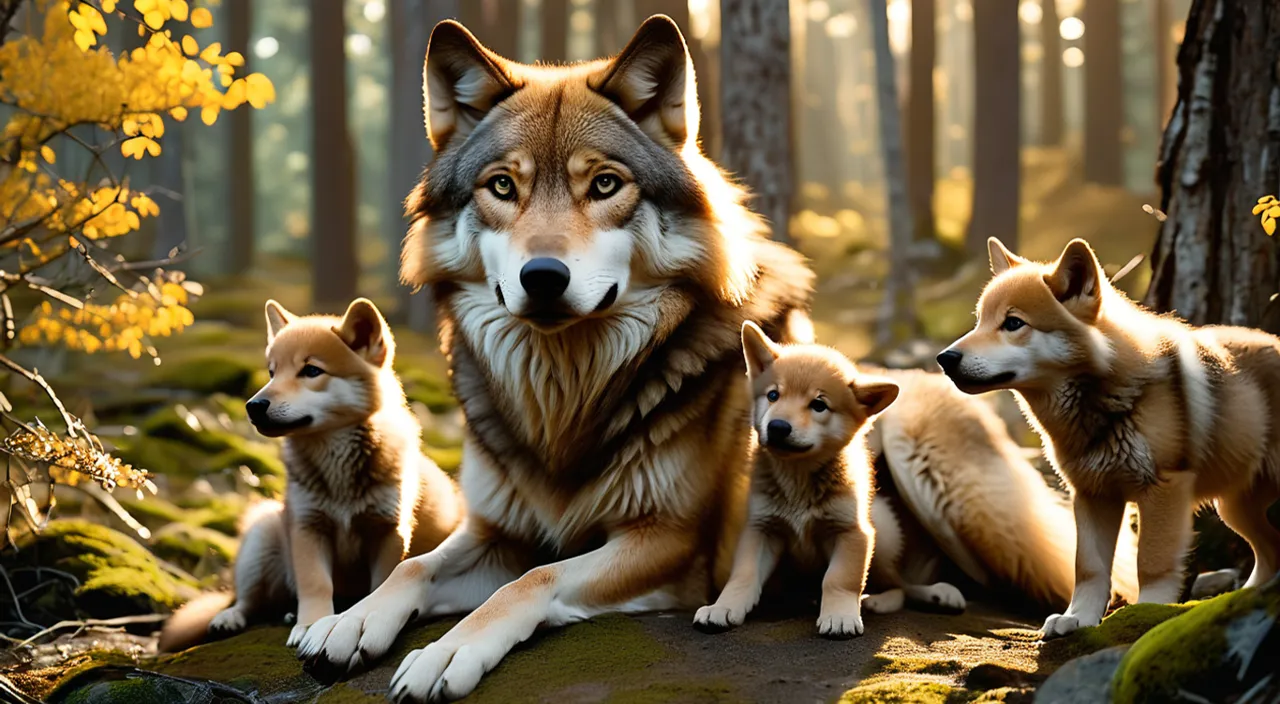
[1034,645,1130,704]
[1190,568,1240,600]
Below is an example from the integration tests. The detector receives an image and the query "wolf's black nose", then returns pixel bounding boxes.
[246,399,270,424]
[766,419,792,444]
[936,349,963,374]
[520,258,571,301]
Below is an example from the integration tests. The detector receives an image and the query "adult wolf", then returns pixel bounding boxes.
[295,15,814,702]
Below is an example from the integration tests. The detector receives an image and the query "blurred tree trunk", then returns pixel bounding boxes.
[1144,1,1280,332]
[870,0,918,344]
[1083,0,1124,185]
[635,2,720,159]
[225,0,254,274]
[906,0,935,240]
[309,0,357,311]
[541,0,568,61]
[1152,0,1176,130]
[151,120,190,264]
[461,0,519,58]
[721,0,792,243]
[967,0,1021,254]
[1039,0,1064,145]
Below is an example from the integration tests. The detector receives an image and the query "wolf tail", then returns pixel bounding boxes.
[156,591,233,653]
[876,370,1140,610]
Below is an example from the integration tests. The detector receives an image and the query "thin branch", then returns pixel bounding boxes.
[14,613,167,648]
[0,354,77,437]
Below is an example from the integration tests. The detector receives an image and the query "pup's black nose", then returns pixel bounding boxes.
[520,258,571,301]
[936,349,963,374]
[766,419,792,445]
[245,399,270,424]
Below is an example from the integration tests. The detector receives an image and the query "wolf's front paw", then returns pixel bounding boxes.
[1040,613,1081,639]
[817,612,864,639]
[388,636,505,703]
[692,604,746,632]
[208,607,246,637]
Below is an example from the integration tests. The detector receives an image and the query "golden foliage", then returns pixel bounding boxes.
[2,418,154,493]
[21,277,199,358]
[1255,195,1279,237]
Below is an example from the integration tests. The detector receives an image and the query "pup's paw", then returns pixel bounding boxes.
[692,604,746,633]
[286,622,310,648]
[862,590,904,615]
[1040,613,1081,639]
[817,612,864,639]
[208,607,246,637]
[922,582,966,612]
[388,637,504,703]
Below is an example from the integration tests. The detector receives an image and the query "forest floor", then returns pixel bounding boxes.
[5,149,1268,703]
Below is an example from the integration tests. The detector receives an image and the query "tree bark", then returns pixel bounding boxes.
[1152,0,1176,131]
[225,0,254,274]
[540,0,568,61]
[461,0,519,58]
[870,0,918,344]
[1144,0,1280,332]
[906,0,935,239]
[1039,0,1064,145]
[309,0,358,312]
[1083,0,1124,185]
[967,0,1021,254]
[720,0,793,243]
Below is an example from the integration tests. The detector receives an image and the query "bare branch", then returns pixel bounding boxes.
[0,354,78,437]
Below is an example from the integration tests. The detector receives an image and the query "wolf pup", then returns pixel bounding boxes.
[695,322,960,637]
[157,299,462,652]
[938,237,1280,638]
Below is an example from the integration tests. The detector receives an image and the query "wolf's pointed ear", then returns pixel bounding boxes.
[742,321,780,377]
[264,300,294,343]
[1045,238,1103,318]
[334,298,394,367]
[988,237,1027,275]
[423,20,518,153]
[590,15,699,151]
[852,377,899,418]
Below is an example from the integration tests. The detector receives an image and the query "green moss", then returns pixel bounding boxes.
[172,494,248,536]
[838,681,969,704]
[1111,586,1279,704]
[151,523,238,574]
[398,368,457,413]
[869,656,966,677]
[14,520,198,618]
[607,680,745,703]
[148,355,259,396]
[114,495,186,530]
[1039,602,1197,667]
[124,406,285,479]
[423,445,462,474]
[154,625,319,699]
[317,683,384,703]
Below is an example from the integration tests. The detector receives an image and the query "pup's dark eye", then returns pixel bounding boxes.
[298,364,325,378]
[589,174,620,199]
[809,399,828,413]
[487,175,516,201]
[766,389,780,403]
[268,367,275,379]
[1001,316,1027,332]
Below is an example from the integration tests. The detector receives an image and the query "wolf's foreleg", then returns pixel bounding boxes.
[295,517,501,672]
[693,524,783,631]
[1134,473,1195,604]
[386,522,694,704]
[1042,492,1125,639]
[818,524,873,638]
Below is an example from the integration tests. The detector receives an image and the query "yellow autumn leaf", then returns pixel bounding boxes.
[224,51,244,67]
[244,73,276,109]
[190,7,213,28]
[222,79,246,109]
[171,0,189,22]
[201,104,220,125]
[40,145,56,164]
[1268,206,1280,219]
[135,0,158,13]
[181,34,198,55]
[1265,218,1276,237]
[170,106,189,121]
[102,0,118,12]
[73,29,95,51]
[1254,202,1271,216]
[199,41,222,63]
[144,10,164,29]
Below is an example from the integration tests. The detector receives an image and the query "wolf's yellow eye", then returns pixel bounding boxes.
[589,174,620,199]
[487,175,516,201]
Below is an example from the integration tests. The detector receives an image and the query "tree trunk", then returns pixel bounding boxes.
[1083,0,1124,185]
[967,0,1021,254]
[635,2,719,158]
[870,0,918,345]
[225,0,254,274]
[1152,0,1176,130]
[541,0,568,61]
[906,0,935,239]
[1144,0,1280,332]
[151,119,190,264]
[720,0,793,243]
[309,0,358,312]
[461,0,519,58]
[1039,0,1064,145]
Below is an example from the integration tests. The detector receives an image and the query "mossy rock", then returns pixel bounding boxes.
[150,523,237,575]
[113,406,284,481]
[838,681,965,703]
[1110,579,1280,703]
[13,520,199,619]
[148,356,260,396]
[1038,601,1197,668]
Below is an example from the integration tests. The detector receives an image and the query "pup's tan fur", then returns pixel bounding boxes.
[157,299,462,652]
[939,237,1280,638]
[294,16,813,702]
[694,324,971,637]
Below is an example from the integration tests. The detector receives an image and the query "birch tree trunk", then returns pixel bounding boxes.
[907,0,935,239]
[309,0,358,311]
[870,0,918,344]
[967,0,1020,254]
[1083,0,1124,185]
[720,0,793,243]
[541,0,568,61]
[225,0,254,274]
[1144,0,1280,332]
[1039,0,1064,146]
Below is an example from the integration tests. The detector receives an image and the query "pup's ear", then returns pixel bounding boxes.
[852,377,899,418]
[334,298,393,367]
[423,20,518,153]
[988,237,1028,276]
[590,15,699,151]
[264,300,294,343]
[741,321,780,378]
[1045,238,1103,319]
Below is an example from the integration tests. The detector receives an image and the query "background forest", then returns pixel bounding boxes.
[0,1,1277,702]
